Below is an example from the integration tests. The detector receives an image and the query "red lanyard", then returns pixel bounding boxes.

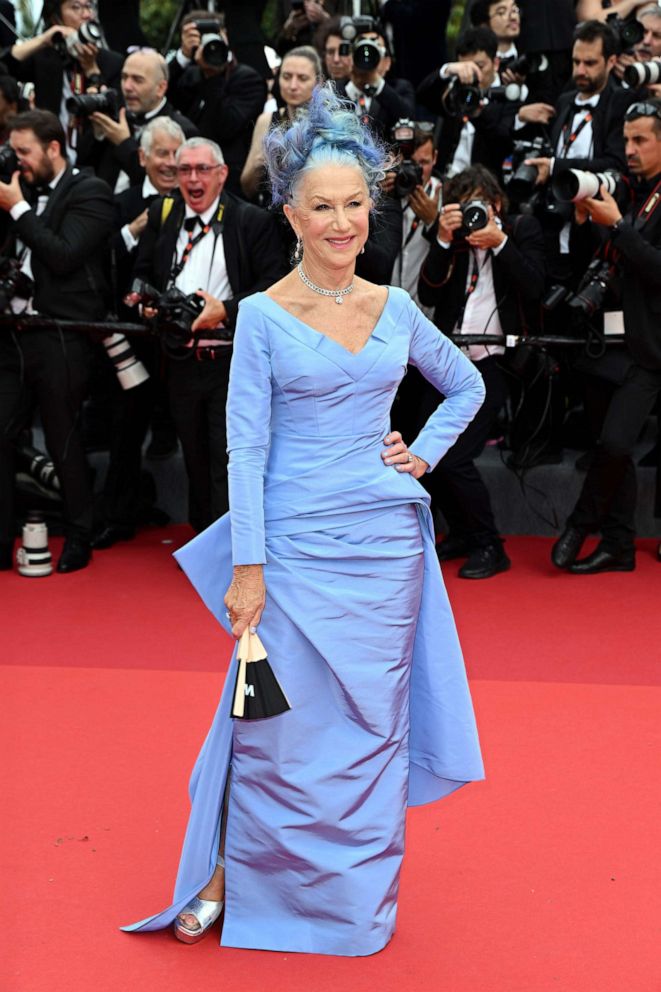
[456,249,491,330]
[356,93,370,126]
[561,110,593,156]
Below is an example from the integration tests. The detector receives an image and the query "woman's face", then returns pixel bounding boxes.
[279,57,318,108]
[285,163,371,272]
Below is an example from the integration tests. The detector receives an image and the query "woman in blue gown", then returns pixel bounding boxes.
[123,86,485,956]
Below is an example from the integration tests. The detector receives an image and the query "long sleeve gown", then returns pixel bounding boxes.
[123,286,486,956]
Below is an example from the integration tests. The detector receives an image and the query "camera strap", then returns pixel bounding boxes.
[456,248,492,330]
[170,202,225,284]
[560,111,592,157]
[633,177,661,231]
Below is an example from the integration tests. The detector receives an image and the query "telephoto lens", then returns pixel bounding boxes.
[65,20,104,56]
[352,38,382,72]
[623,60,661,87]
[16,511,53,577]
[552,169,620,203]
[102,333,150,390]
[461,199,490,232]
[199,34,229,69]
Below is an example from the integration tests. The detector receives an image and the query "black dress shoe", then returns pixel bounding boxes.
[551,527,587,569]
[92,524,135,550]
[458,544,511,579]
[569,547,635,574]
[436,535,470,561]
[56,538,92,573]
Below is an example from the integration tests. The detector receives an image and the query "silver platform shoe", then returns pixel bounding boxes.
[173,855,225,944]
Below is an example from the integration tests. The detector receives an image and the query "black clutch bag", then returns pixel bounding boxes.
[231,628,290,720]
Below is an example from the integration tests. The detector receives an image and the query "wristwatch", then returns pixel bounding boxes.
[610,217,624,234]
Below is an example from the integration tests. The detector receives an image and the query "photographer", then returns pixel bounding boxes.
[552,100,661,573]
[390,122,442,314]
[335,21,413,139]
[275,0,335,56]
[415,164,545,578]
[1,0,123,159]
[416,27,519,181]
[523,20,635,281]
[0,109,113,573]
[469,0,554,104]
[614,3,661,90]
[132,137,287,532]
[76,48,197,192]
[167,10,267,196]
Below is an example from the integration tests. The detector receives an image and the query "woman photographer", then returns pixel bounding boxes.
[417,163,545,578]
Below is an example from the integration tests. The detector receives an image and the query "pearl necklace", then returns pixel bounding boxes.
[297,263,354,305]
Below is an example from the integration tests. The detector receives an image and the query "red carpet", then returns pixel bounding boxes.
[3,529,661,992]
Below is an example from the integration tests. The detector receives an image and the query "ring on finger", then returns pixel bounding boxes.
[406,452,414,463]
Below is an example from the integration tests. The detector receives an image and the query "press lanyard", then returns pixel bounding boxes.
[456,248,491,330]
[170,203,225,284]
[634,177,661,229]
[561,110,593,157]
[356,93,370,126]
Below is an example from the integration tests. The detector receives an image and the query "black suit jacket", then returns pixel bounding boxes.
[1,45,123,117]
[111,184,159,301]
[417,213,546,336]
[77,100,198,189]
[167,59,266,195]
[416,72,517,180]
[133,190,288,331]
[11,167,114,321]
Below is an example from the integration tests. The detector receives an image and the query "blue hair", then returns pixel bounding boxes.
[263,83,392,207]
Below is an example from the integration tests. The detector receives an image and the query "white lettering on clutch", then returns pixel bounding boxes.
[245,685,255,697]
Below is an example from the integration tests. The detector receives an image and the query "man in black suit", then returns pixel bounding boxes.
[77,48,197,191]
[552,100,661,574]
[523,20,635,281]
[132,137,288,532]
[1,0,123,160]
[92,117,187,551]
[0,110,113,573]
[415,164,545,578]
[167,11,267,197]
[416,27,518,182]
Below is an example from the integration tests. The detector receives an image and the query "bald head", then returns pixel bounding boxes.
[121,50,169,115]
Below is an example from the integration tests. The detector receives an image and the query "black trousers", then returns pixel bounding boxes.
[168,350,232,534]
[568,361,661,552]
[0,329,93,543]
[423,355,507,548]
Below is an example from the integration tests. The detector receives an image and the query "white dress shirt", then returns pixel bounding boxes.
[173,195,232,346]
[394,176,442,316]
[120,175,160,253]
[555,93,600,253]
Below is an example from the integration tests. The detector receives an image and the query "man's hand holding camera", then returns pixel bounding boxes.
[89,105,130,146]
[523,156,552,186]
[408,185,438,227]
[574,183,623,227]
[438,202,506,249]
[191,289,227,332]
[0,170,25,212]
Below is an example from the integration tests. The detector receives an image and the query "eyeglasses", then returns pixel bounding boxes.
[490,3,520,17]
[625,101,661,121]
[66,2,97,12]
[176,164,222,177]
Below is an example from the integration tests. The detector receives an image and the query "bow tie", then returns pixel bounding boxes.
[183,215,200,233]
[33,184,52,199]
[127,111,147,129]
[572,101,596,114]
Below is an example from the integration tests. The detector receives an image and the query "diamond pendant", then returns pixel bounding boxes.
[335,296,343,305]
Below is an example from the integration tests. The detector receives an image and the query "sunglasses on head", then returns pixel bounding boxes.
[625,101,661,122]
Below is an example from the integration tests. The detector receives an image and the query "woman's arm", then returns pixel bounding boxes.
[222,299,272,637]
[406,298,485,471]
[240,111,272,200]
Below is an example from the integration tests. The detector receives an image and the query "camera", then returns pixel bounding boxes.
[442,74,483,119]
[391,119,423,197]
[487,83,526,103]
[544,259,619,319]
[624,59,661,88]
[52,20,104,61]
[501,52,549,77]
[193,20,229,69]
[508,137,553,203]
[102,333,150,391]
[0,257,34,312]
[65,88,120,118]
[339,16,381,72]
[552,168,620,203]
[128,279,233,353]
[0,143,18,183]
[606,12,645,51]
[458,199,490,237]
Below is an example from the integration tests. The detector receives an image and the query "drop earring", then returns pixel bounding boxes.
[294,238,303,261]
[360,245,365,254]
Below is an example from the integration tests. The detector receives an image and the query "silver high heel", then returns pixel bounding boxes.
[173,855,225,944]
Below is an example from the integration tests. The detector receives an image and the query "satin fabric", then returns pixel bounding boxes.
[123,288,486,955]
